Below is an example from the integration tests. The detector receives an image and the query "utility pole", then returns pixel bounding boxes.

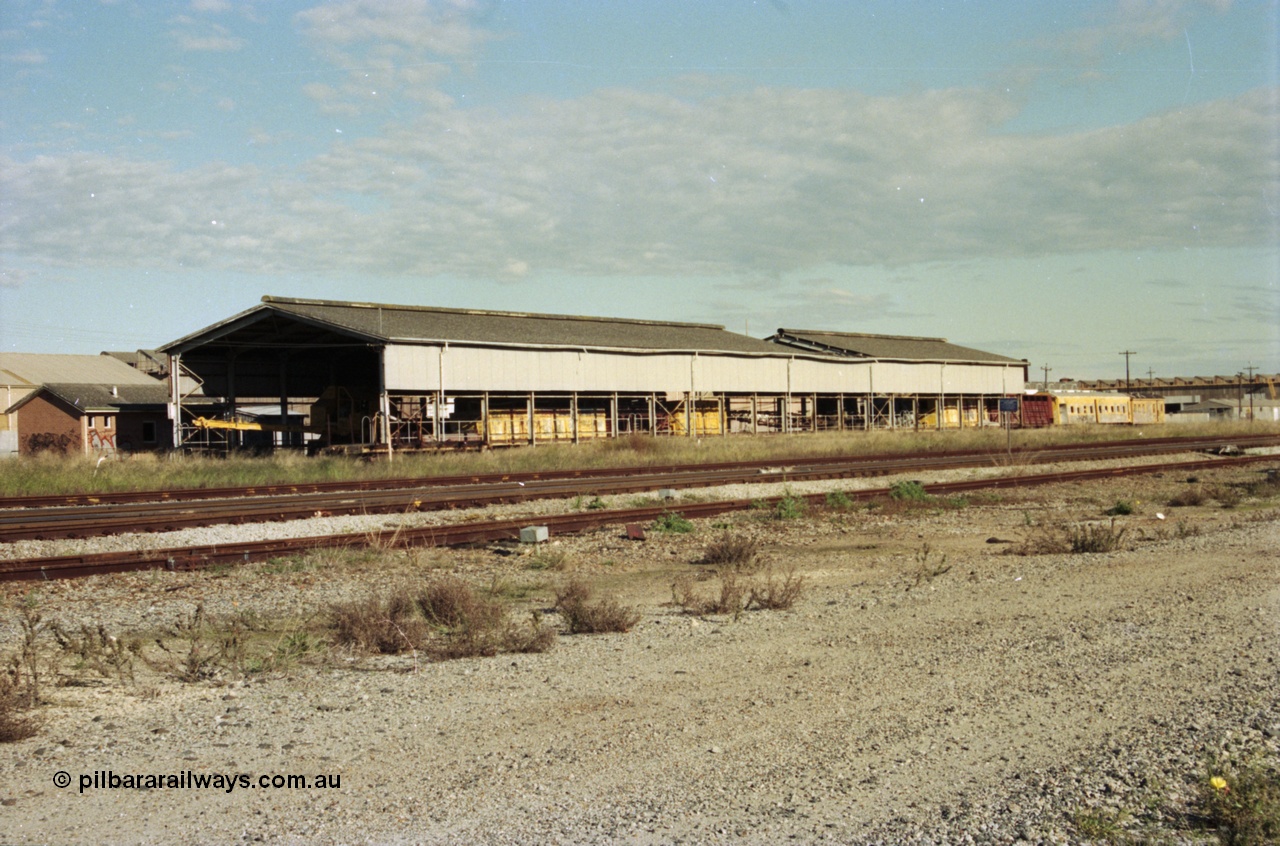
[1041,364,1051,391]
[1119,350,1136,392]
[1245,363,1257,422]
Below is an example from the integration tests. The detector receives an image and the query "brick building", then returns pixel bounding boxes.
[4,383,172,455]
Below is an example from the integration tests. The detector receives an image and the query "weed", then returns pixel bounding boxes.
[0,669,40,743]
[889,480,930,502]
[15,599,47,707]
[824,490,854,509]
[1071,807,1131,844]
[259,630,328,673]
[775,494,807,520]
[258,556,313,575]
[699,532,761,571]
[1009,524,1069,556]
[328,591,427,656]
[586,496,607,510]
[555,577,641,634]
[495,611,557,656]
[910,543,952,588]
[1211,485,1244,509]
[1105,499,1137,516]
[1195,754,1280,845]
[418,576,513,658]
[1066,519,1128,554]
[1168,487,1207,508]
[52,622,141,684]
[747,563,805,610]
[671,571,748,618]
[526,548,571,571]
[653,512,694,533]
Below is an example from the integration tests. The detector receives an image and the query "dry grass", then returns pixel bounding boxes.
[10,421,1272,498]
[699,532,761,571]
[331,576,557,660]
[746,563,806,610]
[0,672,40,743]
[672,570,750,617]
[555,577,642,634]
[1168,486,1208,507]
[328,589,428,655]
[1010,517,1129,555]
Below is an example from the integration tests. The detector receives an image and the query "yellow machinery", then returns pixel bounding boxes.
[191,416,313,434]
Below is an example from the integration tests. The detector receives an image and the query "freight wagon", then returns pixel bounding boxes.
[1018,392,1165,427]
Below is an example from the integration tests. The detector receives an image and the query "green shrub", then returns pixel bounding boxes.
[1196,756,1280,845]
[775,494,806,520]
[1105,499,1136,516]
[653,512,694,533]
[824,490,853,509]
[889,480,929,502]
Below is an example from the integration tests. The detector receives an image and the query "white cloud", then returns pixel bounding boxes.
[3,49,46,65]
[1,85,1274,282]
[294,0,493,114]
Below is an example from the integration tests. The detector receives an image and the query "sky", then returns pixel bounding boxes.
[1,0,1277,381]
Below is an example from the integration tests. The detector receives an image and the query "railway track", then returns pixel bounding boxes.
[2,434,1278,543]
[2,449,1277,582]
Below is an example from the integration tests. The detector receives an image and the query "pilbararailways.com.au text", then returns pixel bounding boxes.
[60,770,341,794]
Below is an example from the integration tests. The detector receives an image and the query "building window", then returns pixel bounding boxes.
[104,415,113,429]
[142,421,157,444]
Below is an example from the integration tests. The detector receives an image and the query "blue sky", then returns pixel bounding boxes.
[2,0,1277,380]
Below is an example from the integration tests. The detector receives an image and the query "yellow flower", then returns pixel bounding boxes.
[1210,776,1229,791]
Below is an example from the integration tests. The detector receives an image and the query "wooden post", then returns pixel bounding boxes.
[572,392,579,445]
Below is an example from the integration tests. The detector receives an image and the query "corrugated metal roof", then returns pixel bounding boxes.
[769,329,1025,364]
[164,296,785,355]
[0,353,165,386]
[7,382,170,414]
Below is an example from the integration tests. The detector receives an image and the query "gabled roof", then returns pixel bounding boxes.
[768,329,1025,365]
[101,349,169,376]
[5,382,170,415]
[162,296,784,356]
[0,353,167,387]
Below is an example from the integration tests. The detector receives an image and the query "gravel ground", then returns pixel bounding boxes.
[1,458,1277,845]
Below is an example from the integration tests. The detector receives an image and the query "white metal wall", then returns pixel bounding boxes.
[383,344,1021,397]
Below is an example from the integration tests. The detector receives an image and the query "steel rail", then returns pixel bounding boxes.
[4,433,1277,510]
[2,452,1275,582]
[2,436,1276,542]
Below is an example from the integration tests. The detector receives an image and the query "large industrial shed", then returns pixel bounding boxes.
[767,329,1031,429]
[160,296,1028,453]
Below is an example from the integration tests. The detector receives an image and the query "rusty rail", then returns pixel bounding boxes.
[3,435,1277,542]
[2,452,1275,582]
